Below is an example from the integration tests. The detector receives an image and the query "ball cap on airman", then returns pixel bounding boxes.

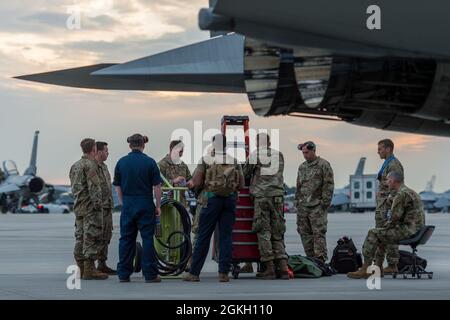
[297,141,316,151]
[127,133,149,145]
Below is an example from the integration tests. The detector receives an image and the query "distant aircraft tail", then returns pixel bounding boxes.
[354,157,366,176]
[24,131,39,176]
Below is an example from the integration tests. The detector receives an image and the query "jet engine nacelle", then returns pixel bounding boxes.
[243,38,450,137]
[27,176,45,194]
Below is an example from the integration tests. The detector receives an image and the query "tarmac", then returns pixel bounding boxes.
[0,212,449,300]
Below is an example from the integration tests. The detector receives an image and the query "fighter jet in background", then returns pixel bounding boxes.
[0,131,46,213]
[15,0,450,137]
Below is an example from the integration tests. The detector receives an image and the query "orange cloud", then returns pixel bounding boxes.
[391,134,434,152]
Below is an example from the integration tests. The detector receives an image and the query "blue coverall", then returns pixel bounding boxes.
[113,150,162,281]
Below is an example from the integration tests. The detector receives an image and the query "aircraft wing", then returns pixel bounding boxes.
[15,34,245,93]
[0,183,21,194]
[13,2,450,137]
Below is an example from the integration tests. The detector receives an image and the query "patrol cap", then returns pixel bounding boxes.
[297,141,316,151]
[127,133,149,147]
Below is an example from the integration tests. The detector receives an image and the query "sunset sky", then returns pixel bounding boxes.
[1,0,450,192]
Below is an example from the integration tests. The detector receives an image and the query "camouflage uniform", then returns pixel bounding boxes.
[243,148,287,263]
[295,157,334,261]
[69,156,103,262]
[375,156,404,265]
[363,184,425,262]
[97,162,114,262]
[191,190,206,249]
[158,154,192,205]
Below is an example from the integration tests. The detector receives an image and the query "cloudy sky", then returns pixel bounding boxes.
[1,0,450,192]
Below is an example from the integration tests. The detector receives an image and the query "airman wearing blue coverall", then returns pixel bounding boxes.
[113,134,163,283]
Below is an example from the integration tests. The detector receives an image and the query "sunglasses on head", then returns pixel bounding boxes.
[298,142,316,151]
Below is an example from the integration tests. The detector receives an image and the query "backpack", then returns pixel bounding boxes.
[287,255,323,278]
[398,250,427,272]
[205,163,240,196]
[330,236,362,273]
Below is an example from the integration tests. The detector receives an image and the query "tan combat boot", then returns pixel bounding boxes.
[145,276,162,283]
[256,261,276,280]
[240,262,254,273]
[275,259,290,280]
[76,260,84,278]
[218,273,230,282]
[347,262,372,279]
[183,273,200,282]
[82,259,108,280]
[383,264,398,275]
[97,260,117,275]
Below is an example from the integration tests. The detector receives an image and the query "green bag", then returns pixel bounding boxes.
[288,255,323,278]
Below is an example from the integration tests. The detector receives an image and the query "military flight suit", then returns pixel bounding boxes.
[243,148,287,263]
[375,155,404,265]
[295,157,334,261]
[97,162,114,263]
[189,151,244,277]
[113,150,163,281]
[69,156,103,262]
[362,184,425,262]
[158,154,192,205]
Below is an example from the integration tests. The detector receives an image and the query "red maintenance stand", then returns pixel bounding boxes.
[212,115,261,279]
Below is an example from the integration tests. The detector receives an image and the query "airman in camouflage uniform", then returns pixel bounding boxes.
[375,139,404,273]
[186,168,205,271]
[95,142,117,275]
[190,165,207,244]
[295,141,334,262]
[69,138,108,280]
[158,140,192,205]
[348,171,425,279]
[243,133,288,280]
